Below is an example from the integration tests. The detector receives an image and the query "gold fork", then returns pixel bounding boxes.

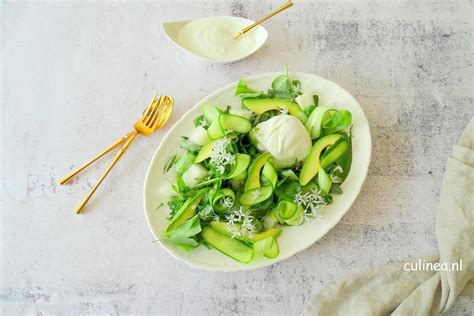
[74,95,174,214]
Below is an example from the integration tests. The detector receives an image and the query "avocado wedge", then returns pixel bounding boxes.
[243,99,307,123]
[166,192,204,232]
[299,134,343,186]
[244,152,271,192]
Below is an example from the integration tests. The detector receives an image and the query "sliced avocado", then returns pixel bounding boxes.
[226,154,251,179]
[243,99,307,123]
[219,114,251,134]
[210,221,281,242]
[299,134,343,186]
[201,104,222,123]
[166,192,204,232]
[202,226,253,263]
[194,139,216,163]
[239,185,273,205]
[252,228,282,241]
[320,139,349,170]
[244,152,271,192]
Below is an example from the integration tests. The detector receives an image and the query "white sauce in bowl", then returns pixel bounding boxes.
[177,16,264,62]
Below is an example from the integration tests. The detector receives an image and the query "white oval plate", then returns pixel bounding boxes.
[162,16,268,64]
[144,72,371,271]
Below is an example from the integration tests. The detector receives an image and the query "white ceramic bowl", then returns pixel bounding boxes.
[162,16,268,64]
[144,72,372,271]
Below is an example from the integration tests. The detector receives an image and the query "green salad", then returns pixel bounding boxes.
[161,68,352,264]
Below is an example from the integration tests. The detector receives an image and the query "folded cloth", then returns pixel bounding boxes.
[304,118,474,315]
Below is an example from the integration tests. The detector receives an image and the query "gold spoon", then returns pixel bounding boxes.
[74,95,174,214]
[233,0,293,39]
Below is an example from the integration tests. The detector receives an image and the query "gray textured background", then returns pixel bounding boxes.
[2,0,473,315]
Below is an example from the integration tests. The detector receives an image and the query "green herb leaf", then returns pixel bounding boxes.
[163,154,178,174]
[166,215,202,251]
[271,74,292,94]
[167,197,186,217]
[167,214,202,239]
[276,181,301,202]
[322,110,352,134]
[235,79,264,98]
[180,137,202,153]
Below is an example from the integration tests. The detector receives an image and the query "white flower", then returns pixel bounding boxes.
[199,205,213,220]
[241,215,256,239]
[222,196,234,209]
[330,165,344,183]
[226,207,256,239]
[210,137,235,174]
[294,188,327,221]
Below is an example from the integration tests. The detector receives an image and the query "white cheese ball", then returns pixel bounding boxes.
[253,115,312,164]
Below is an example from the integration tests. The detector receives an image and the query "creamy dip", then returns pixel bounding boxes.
[177,16,259,62]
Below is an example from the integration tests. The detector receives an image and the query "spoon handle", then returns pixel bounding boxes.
[233,0,293,39]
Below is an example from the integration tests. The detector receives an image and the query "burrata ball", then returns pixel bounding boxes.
[252,115,312,164]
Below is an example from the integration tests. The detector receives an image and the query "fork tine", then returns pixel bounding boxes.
[144,95,163,125]
[150,99,171,130]
[143,93,160,117]
[147,96,168,128]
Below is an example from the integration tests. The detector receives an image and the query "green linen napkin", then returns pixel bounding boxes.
[304,118,474,315]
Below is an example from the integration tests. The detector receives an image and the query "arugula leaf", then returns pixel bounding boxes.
[278,169,299,185]
[269,67,302,99]
[322,110,352,134]
[166,215,202,250]
[167,215,202,238]
[276,181,301,202]
[271,74,293,95]
[180,137,202,153]
[167,197,186,218]
[175,151,196,174]
[235,79,264,98]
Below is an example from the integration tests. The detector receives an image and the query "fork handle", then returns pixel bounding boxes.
[75,131,138,214]
[59,130,136,185]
